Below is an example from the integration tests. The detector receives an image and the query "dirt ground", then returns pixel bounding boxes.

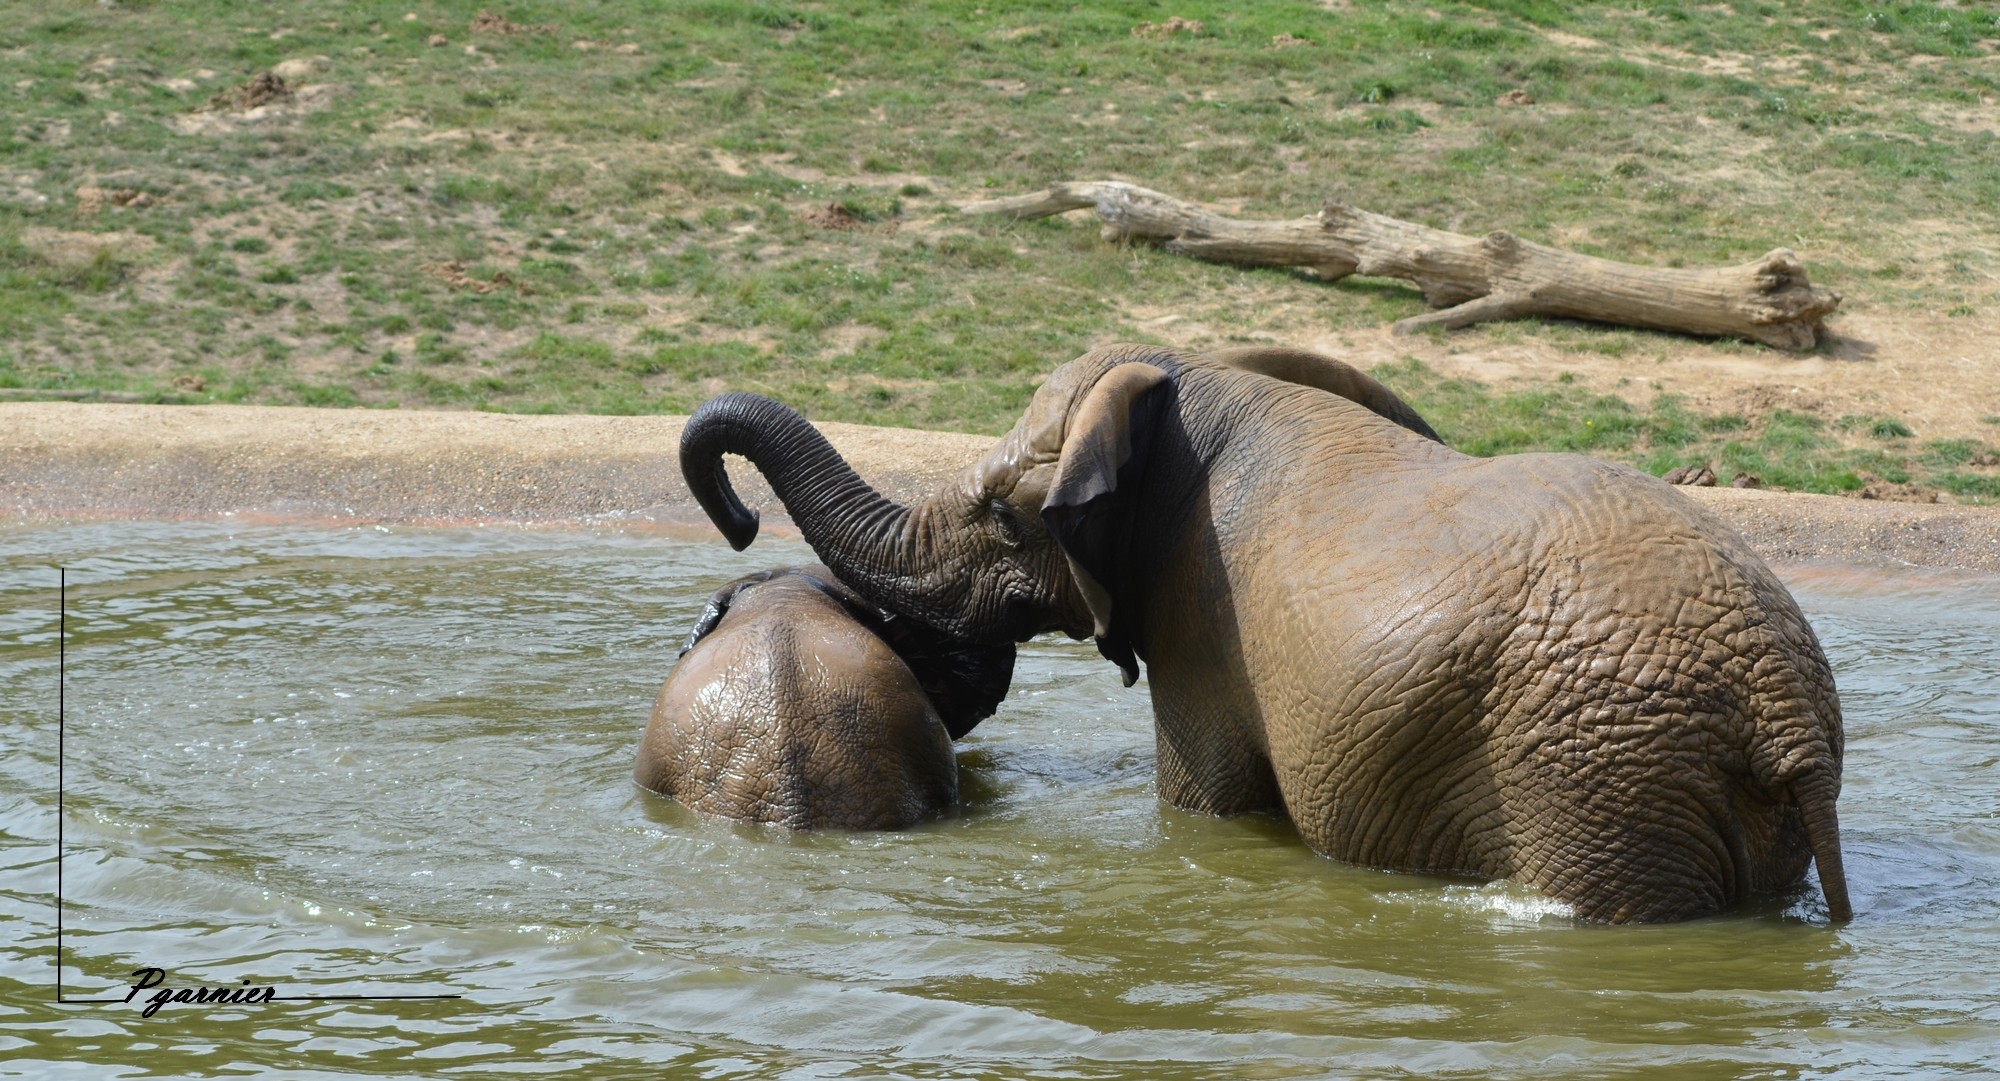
[4,400,1996,576]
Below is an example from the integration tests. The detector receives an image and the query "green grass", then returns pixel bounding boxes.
[1,1,1997,499]
[1374,359,2000,499]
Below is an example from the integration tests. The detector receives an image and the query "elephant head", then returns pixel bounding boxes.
[636,564,1015,829]
[679,344,1438,682]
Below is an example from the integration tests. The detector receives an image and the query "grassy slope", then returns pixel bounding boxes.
[2,1,1997,496]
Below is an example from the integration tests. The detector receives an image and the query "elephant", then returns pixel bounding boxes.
[678,344,1850,923]
[635,564,1014,830]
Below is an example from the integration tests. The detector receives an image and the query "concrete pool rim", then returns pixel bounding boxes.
[5,401,1998,576]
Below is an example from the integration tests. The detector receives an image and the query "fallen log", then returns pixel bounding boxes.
[960,180,1840,351]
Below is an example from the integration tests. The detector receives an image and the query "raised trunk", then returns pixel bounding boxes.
[678,392,977,637]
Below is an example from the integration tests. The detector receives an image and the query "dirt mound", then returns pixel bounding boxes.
[75,186,154,216]
[1855,476,1948,503]
[1134,17,1204,38]
[174,76,336,135]
[802,202,900,234]
[420,260,523,295]
[471,10,556,36]
[21,227,156,269]
[208,72,293,113]
[804,203,862,231]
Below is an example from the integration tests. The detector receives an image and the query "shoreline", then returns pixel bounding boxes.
[5,401,1998,576]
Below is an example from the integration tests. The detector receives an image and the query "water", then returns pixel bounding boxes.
[1,521,1995,1079]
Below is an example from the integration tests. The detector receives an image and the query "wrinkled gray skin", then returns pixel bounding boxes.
[680,345,1849,922]
[635,565,1014,830]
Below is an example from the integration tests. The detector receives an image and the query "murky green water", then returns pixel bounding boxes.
[2,521,1996,1079]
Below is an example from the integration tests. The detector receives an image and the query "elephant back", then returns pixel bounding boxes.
[636,569,960,830]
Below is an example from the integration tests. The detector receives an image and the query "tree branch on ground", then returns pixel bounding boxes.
[960,180,1842,351]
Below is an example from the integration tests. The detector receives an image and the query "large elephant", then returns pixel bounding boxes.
[679,344,1850,923]
[635,565,1014,829]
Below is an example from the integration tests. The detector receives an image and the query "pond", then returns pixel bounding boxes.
[2,521,1996,1079]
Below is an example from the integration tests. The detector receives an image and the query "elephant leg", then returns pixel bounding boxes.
[1151,694,1283,816]
[1504,737,1786,923]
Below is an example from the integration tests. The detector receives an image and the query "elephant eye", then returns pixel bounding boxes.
[989,499,1025,549]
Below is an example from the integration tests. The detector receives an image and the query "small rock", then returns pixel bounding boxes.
[1662,464,1716,487]
[428,34,448,47]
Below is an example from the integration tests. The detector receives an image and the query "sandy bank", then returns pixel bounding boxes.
[5,402,1998,575]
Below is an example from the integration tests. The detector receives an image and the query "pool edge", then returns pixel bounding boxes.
[5,401,1997,576]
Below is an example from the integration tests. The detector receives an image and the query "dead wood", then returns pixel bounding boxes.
[960,180,1841,351]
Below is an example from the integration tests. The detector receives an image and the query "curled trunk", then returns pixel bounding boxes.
[678,393,970,636]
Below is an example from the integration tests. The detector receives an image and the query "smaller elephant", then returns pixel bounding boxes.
[635,565,1014,829]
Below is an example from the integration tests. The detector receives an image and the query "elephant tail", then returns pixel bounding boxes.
[1794,769,1852,923]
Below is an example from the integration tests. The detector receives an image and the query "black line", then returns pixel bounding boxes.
[55,994,466,1007]
[279,995,466,1002]
[56,566,64,1005]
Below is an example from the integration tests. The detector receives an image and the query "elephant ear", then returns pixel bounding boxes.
[1039,361,1173,687]
[790,567,1016,738]
[870,616,1017,739]
[1208,345,1443,443]
[678,568,779,656]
